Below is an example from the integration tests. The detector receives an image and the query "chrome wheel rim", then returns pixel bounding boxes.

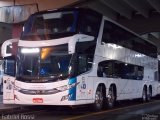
[148,90,152,101]
[95,91,103,109]
[142,89,147,101]
[108,87,115,107]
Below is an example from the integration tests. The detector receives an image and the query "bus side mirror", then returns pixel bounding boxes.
[1,38,18,58]
[1,44,12,57]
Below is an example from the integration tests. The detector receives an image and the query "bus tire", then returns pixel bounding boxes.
[92,86,104,111]
[147,86,152,101]
[142,86,147,102]
[107,85,116,108]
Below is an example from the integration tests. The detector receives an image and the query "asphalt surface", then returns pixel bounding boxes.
[1,98,160,120]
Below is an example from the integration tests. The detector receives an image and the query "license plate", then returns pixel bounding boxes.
[33,98,43,103]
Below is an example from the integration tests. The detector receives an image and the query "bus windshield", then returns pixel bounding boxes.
[16,47,74,83]
[21,11,78,40]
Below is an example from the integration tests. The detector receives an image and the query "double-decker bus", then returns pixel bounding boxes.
[2,8,160,110]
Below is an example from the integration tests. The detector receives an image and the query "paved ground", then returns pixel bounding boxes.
[0,95,24,114]
[0,95,2,103]
[0,99,160,120]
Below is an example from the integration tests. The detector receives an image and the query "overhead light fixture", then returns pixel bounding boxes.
[108,43,122,49]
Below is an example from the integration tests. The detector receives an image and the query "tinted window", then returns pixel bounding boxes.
[97,60,144,80]
[4,59,15,76]
[78,54,93,75]
[102,21,157,58]
[76,42,96,54]
[21,11,78,40]
[78,10,102,37]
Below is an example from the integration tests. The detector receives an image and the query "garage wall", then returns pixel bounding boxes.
[0,22,12,44]
[0,0,79,45]
[0,1,13,7]
[0,0,78,11]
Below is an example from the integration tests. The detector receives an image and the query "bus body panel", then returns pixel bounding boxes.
[3,76,95,105]
[3,75,15,104]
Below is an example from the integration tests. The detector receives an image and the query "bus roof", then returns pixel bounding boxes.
[27,7,157,50]
[32,7,102,16]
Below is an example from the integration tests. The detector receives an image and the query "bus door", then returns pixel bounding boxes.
[76,54,94,100]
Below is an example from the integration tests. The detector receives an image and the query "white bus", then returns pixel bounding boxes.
[2,8,160,110]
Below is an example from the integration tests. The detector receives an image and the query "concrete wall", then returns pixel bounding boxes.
[0,0,79,44]
[0,0,78,11]
[0,22,12,44]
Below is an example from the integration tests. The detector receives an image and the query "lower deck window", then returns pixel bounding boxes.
[97,60,144,80]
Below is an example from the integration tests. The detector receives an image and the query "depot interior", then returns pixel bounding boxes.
[0,0,160,84]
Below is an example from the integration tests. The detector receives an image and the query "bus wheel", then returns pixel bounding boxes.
[147,86,152,101]
[92,86,104,111]
[107,86,116,108]
[142,87,147,102]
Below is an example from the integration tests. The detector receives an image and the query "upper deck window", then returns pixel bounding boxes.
[21,9,102,41]
[78,10,102,37]
[102,20,157,58]
[21,11,78,40]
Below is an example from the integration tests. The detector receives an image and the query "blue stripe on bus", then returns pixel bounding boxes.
[68,77,77,101]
